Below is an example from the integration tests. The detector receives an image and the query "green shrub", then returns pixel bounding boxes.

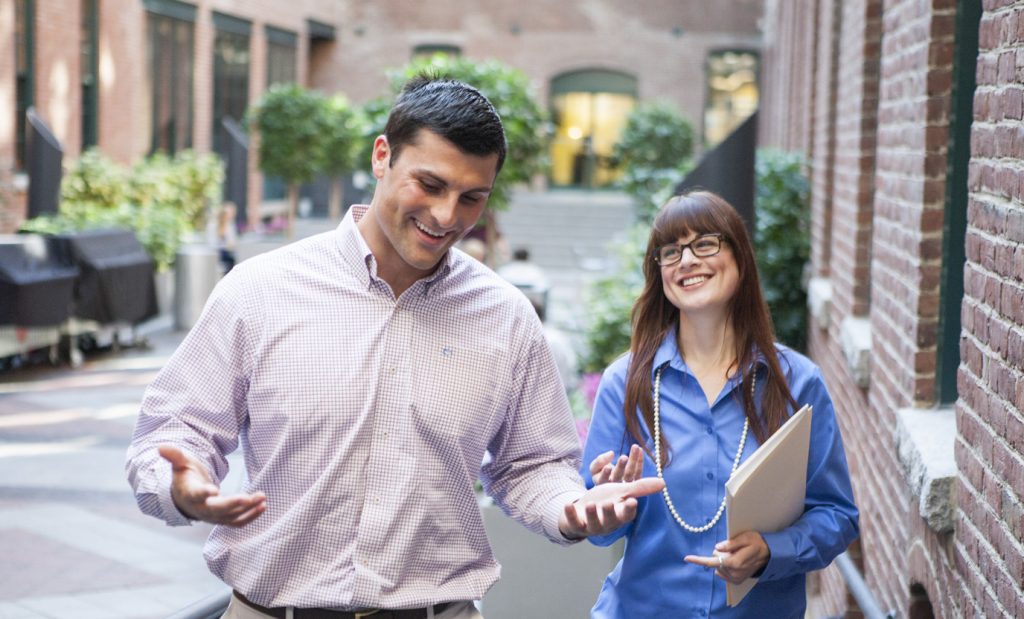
[19,149,220,272]
[581,223,650,372]
[60,148,129,206]
[358,54,548,212]
[754,148,811,351]
[612,102,695,221]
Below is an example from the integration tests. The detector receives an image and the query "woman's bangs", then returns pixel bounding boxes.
[654,195,724,246]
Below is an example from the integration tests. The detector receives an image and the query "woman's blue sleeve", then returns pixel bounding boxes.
[580,361,637,546]
[757,366,860,581]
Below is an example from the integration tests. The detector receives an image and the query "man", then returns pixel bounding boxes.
[126,76,662,619]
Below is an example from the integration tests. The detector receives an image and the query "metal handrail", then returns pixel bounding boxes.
[834,551,897,619]
[165,589,232,619]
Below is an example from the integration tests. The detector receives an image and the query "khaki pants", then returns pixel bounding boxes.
[221,594,484,619]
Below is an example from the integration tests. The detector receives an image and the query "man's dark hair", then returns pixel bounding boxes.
[384,75,507,173]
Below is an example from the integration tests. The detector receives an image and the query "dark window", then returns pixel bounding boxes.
[412,44,461,59]
[81,0,99,149]
[146,7,195,154]
[266,27,297,87]
[937,0,981,404]
[212,13,250,155]
[15,0,34,170]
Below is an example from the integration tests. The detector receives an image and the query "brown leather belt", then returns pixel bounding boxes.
[234,591,454,619]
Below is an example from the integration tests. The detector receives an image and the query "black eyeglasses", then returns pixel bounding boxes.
[653,233,725,266]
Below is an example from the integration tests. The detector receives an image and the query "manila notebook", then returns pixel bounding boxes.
[724,404,813,606]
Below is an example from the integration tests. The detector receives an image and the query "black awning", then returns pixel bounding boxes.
[0,236,79,327]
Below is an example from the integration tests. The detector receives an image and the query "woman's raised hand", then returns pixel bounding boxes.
[589,443,645,485]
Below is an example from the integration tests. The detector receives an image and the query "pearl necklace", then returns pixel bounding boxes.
[652,365,753,533]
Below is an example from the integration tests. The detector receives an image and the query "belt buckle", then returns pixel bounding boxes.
[354,611,381,618]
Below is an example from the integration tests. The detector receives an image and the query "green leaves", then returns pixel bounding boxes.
[754,149,811,351]
[247,84,330,185]
[19,149,223,272]
[320,95,364,177]
[612,101,695,221]
[359,54,549,212]
[581,223,650,372]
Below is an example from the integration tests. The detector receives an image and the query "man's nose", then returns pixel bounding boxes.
[431,196,460,229]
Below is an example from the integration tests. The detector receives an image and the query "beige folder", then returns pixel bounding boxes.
[724,404,813,606]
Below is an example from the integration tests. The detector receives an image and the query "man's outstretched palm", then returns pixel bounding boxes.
[158,444,267,527]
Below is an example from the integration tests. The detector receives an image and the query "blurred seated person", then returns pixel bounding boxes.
[458,237,487,263]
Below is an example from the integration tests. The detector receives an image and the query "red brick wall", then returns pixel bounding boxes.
[764,0,1024,616]
[809,0,839,279]
[830,0,881,321]
[958,1,1024,616]
[33,0,82,159]
[0,0,18,234]
[759,0,819,154]
[98,1,148,163]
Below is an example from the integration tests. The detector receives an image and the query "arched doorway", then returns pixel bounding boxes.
[549,69,637,188]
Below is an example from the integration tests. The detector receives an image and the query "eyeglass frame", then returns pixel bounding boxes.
[652,233,726,266]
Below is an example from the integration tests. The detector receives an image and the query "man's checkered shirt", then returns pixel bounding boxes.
[126,206,585,610]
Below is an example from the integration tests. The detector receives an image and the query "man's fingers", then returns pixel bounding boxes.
[621,476,665,498]
[224,502,267,527]
[205,493,265,515]
[615,498,638,524]
[563,502,586,535]
[158,444,190,470]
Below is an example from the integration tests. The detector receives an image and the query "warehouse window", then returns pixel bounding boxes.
[704,50,759,148]
[212,12,251,156]
[15,0,35,170]
[144,0,196,155]
[548,69,637,188]
[937,0,981,404]
[81,0,99,149]
[266,26,297,87]
[412,44,461,59]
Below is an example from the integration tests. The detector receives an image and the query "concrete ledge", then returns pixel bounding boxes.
[895,407,957,533]
[12,172,29,192]
[840,315,872,388]
[807,277,833,330]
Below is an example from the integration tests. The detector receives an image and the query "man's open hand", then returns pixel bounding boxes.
[559,477,665,539]
[159,444,266,527]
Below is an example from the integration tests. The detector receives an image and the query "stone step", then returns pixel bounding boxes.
[499,189,637,273]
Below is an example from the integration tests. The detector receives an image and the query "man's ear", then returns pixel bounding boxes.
[371,135,390,179]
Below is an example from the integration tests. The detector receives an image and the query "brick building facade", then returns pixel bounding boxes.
[761,0,1024,616]
[1,0,762,232]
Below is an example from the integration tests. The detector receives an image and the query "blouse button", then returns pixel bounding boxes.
[706,472,714,480]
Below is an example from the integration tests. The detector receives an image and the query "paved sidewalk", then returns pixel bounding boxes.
[0,323,238,619]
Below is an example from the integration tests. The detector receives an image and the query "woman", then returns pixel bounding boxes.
[582,190,858,618]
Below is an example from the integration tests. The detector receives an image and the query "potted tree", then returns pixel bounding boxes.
[247,84,328,238]
[320,95,365,221]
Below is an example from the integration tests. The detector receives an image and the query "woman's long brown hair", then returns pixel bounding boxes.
[624,190,797,465]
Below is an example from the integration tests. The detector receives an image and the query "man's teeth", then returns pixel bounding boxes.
[683,276,706,286]
[415,220,445,238]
